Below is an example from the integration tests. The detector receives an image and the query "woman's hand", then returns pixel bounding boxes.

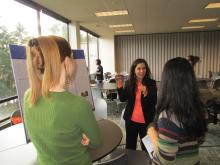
[115,74,124,88]
[147,125,158,152]
[141,85,148,97]
[81,133,90,146]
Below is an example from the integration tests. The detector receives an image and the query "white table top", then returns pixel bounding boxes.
[0,123,26,151]
[0,119,123,164]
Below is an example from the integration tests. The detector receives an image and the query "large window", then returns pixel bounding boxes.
[40,12,68,40]
[80,29,99,74]
[80,30,89,65]
[0,0,69,133]
[88,34,98,73]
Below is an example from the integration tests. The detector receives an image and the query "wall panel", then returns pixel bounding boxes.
[115,31,220,81]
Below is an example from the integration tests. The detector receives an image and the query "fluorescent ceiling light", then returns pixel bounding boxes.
[109,24,133,28]
[95,10,128,17]
[189,18,218,23]
[115,30,134,33]
[181,26,205,29]
[205,3,220,9]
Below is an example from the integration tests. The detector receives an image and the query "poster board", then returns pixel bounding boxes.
[9,44,94,141]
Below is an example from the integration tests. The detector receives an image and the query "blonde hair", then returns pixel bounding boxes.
[26,36,62,106]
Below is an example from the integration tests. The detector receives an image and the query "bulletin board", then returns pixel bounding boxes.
[9,44,94,141]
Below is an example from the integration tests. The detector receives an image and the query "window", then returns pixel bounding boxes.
[88,34,98,73]
[0,0,69,132]
[80,29,99,74]
[40,12,68,40]
[80,30,89,65]
[0,0,38,99]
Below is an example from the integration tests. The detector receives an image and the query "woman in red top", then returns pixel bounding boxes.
[116,58,157,150]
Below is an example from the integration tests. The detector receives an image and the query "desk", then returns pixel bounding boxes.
[0,123,26,151]
[90,119,123,162]
[200,89,220,104]
[91,82,117,99]
[93,82,117,91]
[0,119,122,164]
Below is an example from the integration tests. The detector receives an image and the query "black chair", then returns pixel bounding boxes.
[197,80,208,89]
[106,79,117,100]
[11,110,22,125]
[95,149,127,165]
[213,79,220,90]
[104,72,112,81]
[206,98,220,124]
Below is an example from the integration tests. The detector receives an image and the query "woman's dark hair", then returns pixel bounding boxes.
[128,58,152,90]
[155,57,207,138]
[96,59,101,65]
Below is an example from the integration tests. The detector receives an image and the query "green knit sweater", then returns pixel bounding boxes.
[24,90,101,165]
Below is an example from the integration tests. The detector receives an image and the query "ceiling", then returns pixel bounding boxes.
[32,0,220,37]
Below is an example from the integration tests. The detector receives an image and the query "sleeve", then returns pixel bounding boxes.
[152,118,179,165]
[144,80,157,105]
[77,99,102,149]
[117,81,129,102]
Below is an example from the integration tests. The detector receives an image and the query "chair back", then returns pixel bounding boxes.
[93,98,107,119]
[11,110,22,125]
[95,151,127,165]
[213,79,220,90]
[197,80,208,89]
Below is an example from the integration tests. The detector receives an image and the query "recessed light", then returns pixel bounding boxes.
[115,30,134,33]
[181,26,205,29]
[109,24,133,28]
[189,18,218,23]
[95,10,128,17]
[205,3,220,9]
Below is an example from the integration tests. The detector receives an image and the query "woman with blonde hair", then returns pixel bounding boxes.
[24,36,101,165]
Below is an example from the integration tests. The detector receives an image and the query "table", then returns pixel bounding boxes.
[0,123,27,151]
[92,82,117,91]
[0,119,122,164]
[200,89,220,104]
[90,119,123,161]
[91,82,117,100]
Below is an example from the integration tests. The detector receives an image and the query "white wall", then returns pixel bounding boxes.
[99,36,115,74]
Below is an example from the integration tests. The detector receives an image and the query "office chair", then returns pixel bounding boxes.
[197,80,208,89]
[213,79,220,90]
[106,78,117,101]
[11,110,22,125]
[95,150,127,165]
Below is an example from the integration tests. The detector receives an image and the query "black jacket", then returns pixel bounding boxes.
[117,78,157,125]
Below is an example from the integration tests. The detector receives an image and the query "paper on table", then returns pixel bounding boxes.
[142,135,154,159]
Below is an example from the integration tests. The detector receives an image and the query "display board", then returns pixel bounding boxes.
[9,44,94,141]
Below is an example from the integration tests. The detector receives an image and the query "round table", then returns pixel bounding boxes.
[89,119,123,162]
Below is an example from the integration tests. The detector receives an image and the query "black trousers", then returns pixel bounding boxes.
[125,120,147,151]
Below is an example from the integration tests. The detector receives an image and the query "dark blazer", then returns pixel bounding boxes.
[117,78,157,125]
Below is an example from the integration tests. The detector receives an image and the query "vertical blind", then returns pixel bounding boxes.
[115,31,220,81]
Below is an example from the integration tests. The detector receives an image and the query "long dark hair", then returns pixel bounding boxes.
[129,58,152,87]
[155,57,207,138]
